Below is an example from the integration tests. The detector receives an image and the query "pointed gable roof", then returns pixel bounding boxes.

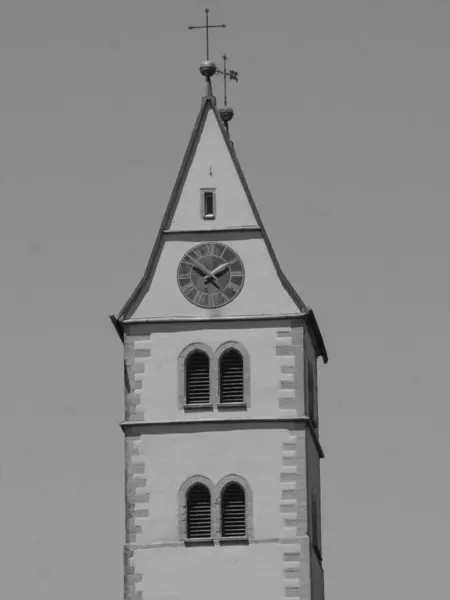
[113,95,327,362]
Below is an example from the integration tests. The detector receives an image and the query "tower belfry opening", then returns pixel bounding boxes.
[111,9,328,600]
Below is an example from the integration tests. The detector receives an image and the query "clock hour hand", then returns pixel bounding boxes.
[205,261,230,281]
[212,262,230,277]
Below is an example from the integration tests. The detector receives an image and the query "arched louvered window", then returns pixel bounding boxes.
[221,482,246,538]
[186,483,211,539]
[186,351,210,405]
[219,349,244,403]
[307,362,316,423]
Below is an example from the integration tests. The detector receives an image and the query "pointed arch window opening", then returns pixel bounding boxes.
[185,350,211,405]
[201,188,216,220]
[219,348,244,404]
[186,483,212,540]
[221,482,247,538]
[179,475,252,545]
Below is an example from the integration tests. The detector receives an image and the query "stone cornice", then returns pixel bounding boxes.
[123,313,305,325]
[120,417,324,458]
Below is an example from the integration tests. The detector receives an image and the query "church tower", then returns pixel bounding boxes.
[111,18,328,600]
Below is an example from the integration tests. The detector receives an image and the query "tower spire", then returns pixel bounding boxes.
[188,8,226,98]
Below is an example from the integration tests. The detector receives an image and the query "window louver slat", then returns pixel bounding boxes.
[186,351,210,404]
[187,484,211,539]
[221,483,246,537]
[220,350,244,403]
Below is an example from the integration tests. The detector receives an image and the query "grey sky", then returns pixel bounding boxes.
[1,0,449,598]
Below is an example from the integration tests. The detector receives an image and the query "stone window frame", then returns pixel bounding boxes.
[178,343,216,411]
[215,341,250,410]
[216,474,253,542]
[178,475,215,543]
[178,475,253,545]
[178,341,250,411]
[200,188,217,220]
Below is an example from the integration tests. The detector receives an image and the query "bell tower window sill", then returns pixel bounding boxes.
[217,402,248,410]
[184,403,214,411]
[218,536,249,545]
[184,538,214,547]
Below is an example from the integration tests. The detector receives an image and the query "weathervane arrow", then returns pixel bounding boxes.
[216,53,239,108]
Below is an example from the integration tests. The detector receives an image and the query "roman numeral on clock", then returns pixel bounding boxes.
[193,290,204,304]
[208,294,222,308]
[228,281,241,293]
[181,281,195,294]
[206,243,217,255]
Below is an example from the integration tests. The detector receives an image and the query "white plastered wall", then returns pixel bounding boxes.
[129,323,307,422]
[130,237,300,320]
[169,109,258,231]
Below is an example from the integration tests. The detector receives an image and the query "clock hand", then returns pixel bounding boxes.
[209,262,230,278]
[187,256,223,290]
[203,262,230,284]
[188,257,219,282]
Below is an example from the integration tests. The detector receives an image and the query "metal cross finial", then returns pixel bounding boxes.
[188,8,226,61]
[216,53,239,107]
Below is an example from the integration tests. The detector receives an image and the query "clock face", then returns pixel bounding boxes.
[177,242,245,308]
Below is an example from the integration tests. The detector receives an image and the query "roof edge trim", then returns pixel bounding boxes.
[109,314,124,343]
[304,309,328,363]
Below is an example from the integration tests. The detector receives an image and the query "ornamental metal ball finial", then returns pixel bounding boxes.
[199,60,217,78]
[219,105,234,123]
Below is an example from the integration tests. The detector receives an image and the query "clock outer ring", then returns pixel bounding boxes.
[177,242,245,308]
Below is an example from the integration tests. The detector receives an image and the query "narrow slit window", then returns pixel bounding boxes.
[202,189,216,220]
